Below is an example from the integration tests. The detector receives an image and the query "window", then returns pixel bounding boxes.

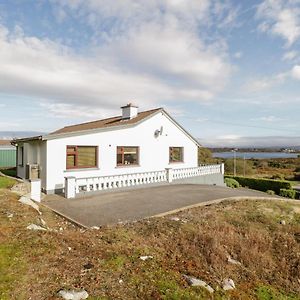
[117,146,139,166]
[66,146,97,169]
[18,146,24,166]
[169,147,184,163]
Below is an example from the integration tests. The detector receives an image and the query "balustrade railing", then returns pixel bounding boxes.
[65,164,224,198]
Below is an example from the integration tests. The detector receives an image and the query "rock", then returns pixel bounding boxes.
[140,255,153,261]
[119,279,123,284]
[222,278,235,291]
[39,218,47,227]
[170,217,180,221]
[7,212,14,218]
[68,247,72,251]
[10,182,30,195]
[227,256,242,266]
[58,289,89,300]
[19,194,41,215]
[27,224,47,231]
[83,262,94,270]
[183,275,214,293]
[91,226,100,230]
[280,220,286,225]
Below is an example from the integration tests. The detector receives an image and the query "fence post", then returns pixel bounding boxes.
[221,163,225,175]
[65,177,76,199]
[166,168,173,183]
[31,179,41,202]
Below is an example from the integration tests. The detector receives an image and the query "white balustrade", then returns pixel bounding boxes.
[65,164,223,198]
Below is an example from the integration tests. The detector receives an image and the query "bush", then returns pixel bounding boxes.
[271,174,285,181]
[296,191,300,200]
[225,175,292,194]
[225,178,240,188]
[293,172,300,181]
[266,190,275,195]
[279,189,296,199]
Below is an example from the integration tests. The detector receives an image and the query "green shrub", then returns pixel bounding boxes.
[293,172,300,181]
[295,191,300,200]
[279,189,296,199]
[225,175,292,194]
[225,178,240,188]
[266,190,275,195]
[271,174,285,180]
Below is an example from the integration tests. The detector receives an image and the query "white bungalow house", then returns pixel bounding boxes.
[13,104,224,198]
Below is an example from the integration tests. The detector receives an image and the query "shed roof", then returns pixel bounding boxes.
[0,140,11,146]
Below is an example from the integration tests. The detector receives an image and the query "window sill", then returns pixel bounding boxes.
[115,164,140,168]
[64,167,100,172]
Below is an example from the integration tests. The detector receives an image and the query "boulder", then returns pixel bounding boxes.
[183,275,214,293]
[26,224,47,231]
[140,255,153,261]
[58,289,89,300]
[222,278,235,290]
[227,256,242,266]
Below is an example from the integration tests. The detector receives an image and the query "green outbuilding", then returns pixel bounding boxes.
[0,140,16,168]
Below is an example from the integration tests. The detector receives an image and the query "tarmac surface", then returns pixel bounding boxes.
[43,184,280,227]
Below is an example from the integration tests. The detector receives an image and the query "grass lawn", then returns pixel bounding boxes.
[0,176,16,189]
[1,189,300,299]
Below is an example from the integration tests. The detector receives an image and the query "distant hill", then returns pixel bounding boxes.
[198,136,300,149]
[0,131,46,140]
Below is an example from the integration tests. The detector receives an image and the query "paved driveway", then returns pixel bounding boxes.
[43,184,279,227]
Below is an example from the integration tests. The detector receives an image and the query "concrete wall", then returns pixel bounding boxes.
[46,111,198,193]
[174,173,225,186]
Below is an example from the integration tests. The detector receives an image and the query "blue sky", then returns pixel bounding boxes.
[0,0,299,146]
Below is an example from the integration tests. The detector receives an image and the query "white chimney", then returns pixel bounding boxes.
[121,103,138,119]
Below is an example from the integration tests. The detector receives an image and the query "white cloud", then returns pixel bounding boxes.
[282,50,298,61]
[251,115,283,122]
[291,65,300,79]
[244,72,287,92]
[256,0,300,47]
[233,52,243,59]
[0,1,234,118]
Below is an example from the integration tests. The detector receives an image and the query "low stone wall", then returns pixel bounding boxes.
[173,173,225,186]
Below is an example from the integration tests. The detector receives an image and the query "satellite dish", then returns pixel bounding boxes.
[160,126,163,135]
[154,129,160,138]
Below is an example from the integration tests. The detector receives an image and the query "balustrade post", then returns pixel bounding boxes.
[65,176,76,199]
[166,168,173,183]
[221,163,225,175]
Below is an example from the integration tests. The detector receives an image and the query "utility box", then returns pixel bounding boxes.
[26,164,40,180]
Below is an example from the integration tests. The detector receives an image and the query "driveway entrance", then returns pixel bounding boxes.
[43,184,279,227]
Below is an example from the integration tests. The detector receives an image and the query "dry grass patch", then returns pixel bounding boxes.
[0,189,300,299]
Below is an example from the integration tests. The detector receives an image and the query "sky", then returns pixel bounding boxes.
[0,0,299,146]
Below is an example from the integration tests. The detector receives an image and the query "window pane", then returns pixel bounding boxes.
[77,146,97,167]
[67,154,76,168]
[170,147,183,162]
[117,153,123,165]
[67,146,76,153]
[124,147,138,165]
[117,146,138,165]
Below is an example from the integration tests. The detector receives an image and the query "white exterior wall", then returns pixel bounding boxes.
[45,112,198,193]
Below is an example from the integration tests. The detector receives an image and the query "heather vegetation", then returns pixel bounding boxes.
[1,188,300,299]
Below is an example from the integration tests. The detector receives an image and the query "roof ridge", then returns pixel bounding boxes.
[50,107,163,135]
[59,107,162,130]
